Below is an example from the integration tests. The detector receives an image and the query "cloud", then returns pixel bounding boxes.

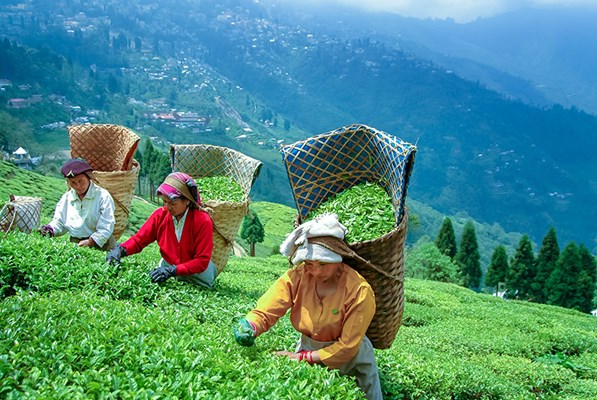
[290,0,597,22]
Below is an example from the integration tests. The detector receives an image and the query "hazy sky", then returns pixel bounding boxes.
[297,0,597,22]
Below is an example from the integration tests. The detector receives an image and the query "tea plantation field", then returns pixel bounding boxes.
[1,232,596,399]
[0,161,157,236]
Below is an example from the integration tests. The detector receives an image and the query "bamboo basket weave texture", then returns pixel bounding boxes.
[0,195,42,234]
[69,124,140,171]
[170,144,263,273]
[91,160,140,241]
[280,124,416,349]
[68,124,141,241]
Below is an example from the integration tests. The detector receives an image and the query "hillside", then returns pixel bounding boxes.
[374,8,597,115]
[0,161,157,236]
[0,161,532,267]
[268,3,597,115]
[1,231,596,398]
[0,0,595,249]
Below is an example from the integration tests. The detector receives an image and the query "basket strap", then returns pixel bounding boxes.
[90,178,130,217]
[308,236,402,282]
[163,176,202,209]
[198,205,233,246]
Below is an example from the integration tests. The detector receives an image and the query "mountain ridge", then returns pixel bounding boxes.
[0,0,595,248]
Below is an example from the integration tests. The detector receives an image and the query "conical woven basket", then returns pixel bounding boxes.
[0,195,42,234]
[90,160,140,241]
[69,124,140,171]
[170,144,262,273]
[280,124,416,349]
[68,124,141,241]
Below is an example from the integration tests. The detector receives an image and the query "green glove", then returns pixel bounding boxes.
[234,318,256,347]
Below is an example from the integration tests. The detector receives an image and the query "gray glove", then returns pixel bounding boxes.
[149,264,177,283]
[106,244,127,265]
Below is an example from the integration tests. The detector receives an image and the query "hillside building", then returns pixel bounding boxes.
[6,98,30,109]
[11,147,32,170]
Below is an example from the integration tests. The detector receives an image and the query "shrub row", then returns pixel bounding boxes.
[1,232,596,399]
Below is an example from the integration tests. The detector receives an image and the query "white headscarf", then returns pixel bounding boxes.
[280,213,347,265]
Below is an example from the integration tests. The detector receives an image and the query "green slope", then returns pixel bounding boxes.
[0,160,155,236]
[1,232,596,398]
[0,161,547,266]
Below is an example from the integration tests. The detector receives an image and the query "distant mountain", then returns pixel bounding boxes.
[0,0,595,249]
[274,4,597,115]
[192,3,597,247]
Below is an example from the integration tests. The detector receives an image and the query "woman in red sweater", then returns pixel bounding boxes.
[106,172,217,288]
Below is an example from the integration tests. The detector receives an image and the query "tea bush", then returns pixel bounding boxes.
[0,233,361,399]
[307,182,395,243]
[0,291,361,399]
[196,176,244,203]
[1,232,596,399]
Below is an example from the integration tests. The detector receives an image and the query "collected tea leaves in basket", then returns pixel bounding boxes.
[196,176,244,202]
[307,182,394,243]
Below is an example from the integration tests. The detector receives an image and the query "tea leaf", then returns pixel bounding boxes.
[308,182,394,242]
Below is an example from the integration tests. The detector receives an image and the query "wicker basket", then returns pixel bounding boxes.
[69,124,140,171]
[0,194,42,234]
[68,124,141,241]
[280,124,416,349]
[91,160,140,241]
[170,144,263,273]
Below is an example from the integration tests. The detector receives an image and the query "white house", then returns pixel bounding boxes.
[11,147,32,170]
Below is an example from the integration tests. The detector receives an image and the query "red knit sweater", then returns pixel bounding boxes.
[121,207,214,275]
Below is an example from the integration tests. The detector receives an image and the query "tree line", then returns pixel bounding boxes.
[432,218,596,314]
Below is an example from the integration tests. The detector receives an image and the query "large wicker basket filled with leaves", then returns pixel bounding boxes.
[280,124,416,349]
[170,144,262,273]
[68,124,141,241]
[0,194,42,234]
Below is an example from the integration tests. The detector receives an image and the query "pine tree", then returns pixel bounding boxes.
[485,245,509,294]
[136,139,155,197]
[150,151,171,199]
[505,235,535,300]
[547,242,582,310]
[576,244,597,313]
[534,227,560,303]
[140,139,155,177]
[240,210,265,257]
[455,221,482,289]
[136,140,171,202]
[435,217,457,260]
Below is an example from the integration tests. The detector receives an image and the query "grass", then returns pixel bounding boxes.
[1,232,596,399]
[1,160,596,398]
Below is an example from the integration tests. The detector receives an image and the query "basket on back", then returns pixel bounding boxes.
[170,144,262,273]
[0,194,42,234]
[68,124,141,241]
[280,124,416,349]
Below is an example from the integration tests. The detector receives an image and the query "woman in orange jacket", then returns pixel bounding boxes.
[234,214,382,399]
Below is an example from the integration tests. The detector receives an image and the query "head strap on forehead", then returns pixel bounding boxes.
[164,176,201,209]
